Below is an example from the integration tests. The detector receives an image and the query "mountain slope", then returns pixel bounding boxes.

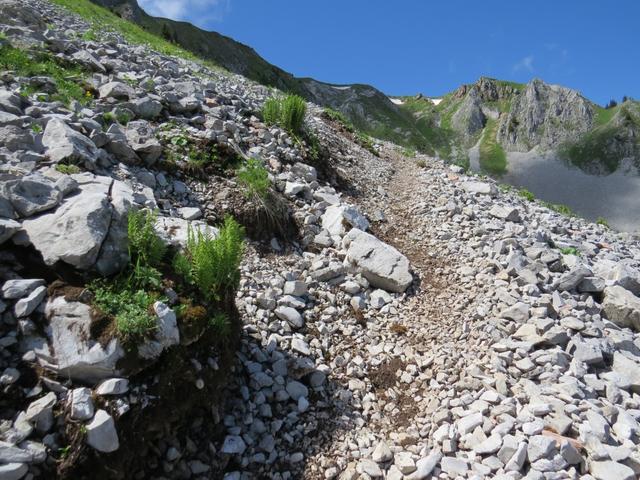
[88,0,430,149]
[85,0,640,172]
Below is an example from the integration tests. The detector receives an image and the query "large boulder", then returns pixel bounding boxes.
[602,285,640,331]
[321,205,369,241]
[39,297,123,383]
[42,119,98,169]
[16,176,112,270]
[342,229,412,293]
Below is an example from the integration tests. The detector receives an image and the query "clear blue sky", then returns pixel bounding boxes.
[139,0,639,105]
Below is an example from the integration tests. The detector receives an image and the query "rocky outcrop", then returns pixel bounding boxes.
[497,78,595,151]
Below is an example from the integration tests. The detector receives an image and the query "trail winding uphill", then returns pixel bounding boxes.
[0,1,639,479]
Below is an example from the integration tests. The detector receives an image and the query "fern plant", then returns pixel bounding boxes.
[127,209,166,267]
[174,216,245,300]
[262,97,281,126]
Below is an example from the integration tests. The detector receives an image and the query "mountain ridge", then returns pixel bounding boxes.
[90,0,640,173]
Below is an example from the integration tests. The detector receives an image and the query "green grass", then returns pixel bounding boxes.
[518,188,535,201]
[323,108,354,132]
[479,118,507,175]
[236,157,271,199]
[262,97,281,126]
[594,105,618,126]
[560,247,580,256]
[55,164,81,174]
[261,94,307,135]
[173,216,245,301]
[92,286,158,344]
[0,44,90,106]
[356,132,377,155]
[402,147,417,158]
[596,217,609,228]
[542,201,574,216]
[127,209,166,268]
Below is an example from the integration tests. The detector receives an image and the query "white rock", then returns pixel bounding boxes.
[96,378,129,396]
[69,388,94,421]
[86,410,119,453]
[342,229,412,293]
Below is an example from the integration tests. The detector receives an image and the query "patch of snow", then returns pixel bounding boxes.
[331,85,351,91]
[389,98,405,105]
[431,98,443,106]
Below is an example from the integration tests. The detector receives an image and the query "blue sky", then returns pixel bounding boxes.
[139,0,639,105]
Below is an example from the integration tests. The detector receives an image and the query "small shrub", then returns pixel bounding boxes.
[175,216,245,300]
[31,123,43,134]
[415,159,427,168]
[596,217,609,228]
[92,285,157,344]
[237,157,271,199]
[518,189,535,201]
[127,209,166,267]
[55,164,80,174]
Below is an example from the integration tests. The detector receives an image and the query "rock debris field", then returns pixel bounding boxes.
[0,1,640,479]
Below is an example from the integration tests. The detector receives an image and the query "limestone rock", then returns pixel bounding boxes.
[342,229,412,293]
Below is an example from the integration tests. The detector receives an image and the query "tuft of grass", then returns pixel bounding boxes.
[55,164,81,174]
[236,157,271,199]
[542,201,574,216]
[30,123,43,134]
[518,188,535,201]
[261,94,306,135]
[187,143,218,170]
[415,159,427,168]
[116,111,132,125]
[596,217,609,228]
[81,29,98,41]
[0,44,90,106]
[560,247,580,256]
[479,118,507,175]
[173,216,245,301]
[127,209,166,267]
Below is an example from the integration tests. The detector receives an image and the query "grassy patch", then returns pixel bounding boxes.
[402,147,416,158]
[518,188,535,201]
[356,132,377,155]
[596,217,609,228]
[55,164,81,175]
[0,44,90,105]
[594,105,618,126]
[560,247,580,256]
[322,108,354,132]
[542,201,574,216]
[479,118,507,175]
